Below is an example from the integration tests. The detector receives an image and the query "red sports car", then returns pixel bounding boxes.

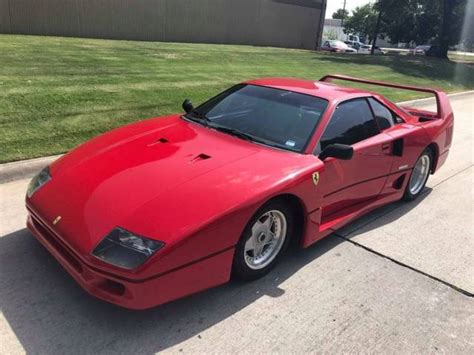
[26,75,454,309]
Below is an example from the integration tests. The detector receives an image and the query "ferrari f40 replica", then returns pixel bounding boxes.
[26,75,454,309]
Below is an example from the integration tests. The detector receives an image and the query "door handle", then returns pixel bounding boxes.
[382,142,391,151]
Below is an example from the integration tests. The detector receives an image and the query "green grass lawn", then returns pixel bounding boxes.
[1,35,473,162]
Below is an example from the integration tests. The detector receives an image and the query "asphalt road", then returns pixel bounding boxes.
[0,94,473,354]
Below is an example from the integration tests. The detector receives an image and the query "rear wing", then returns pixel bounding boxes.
[319,74,451,119]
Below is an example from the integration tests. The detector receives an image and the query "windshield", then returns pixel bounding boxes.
[185,84,328,152]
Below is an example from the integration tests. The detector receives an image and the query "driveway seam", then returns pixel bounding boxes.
[431,164,473,189]
[334,233,473,298]
[333,166,474,297]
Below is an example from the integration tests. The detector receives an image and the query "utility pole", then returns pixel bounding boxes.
[341,0,347,26]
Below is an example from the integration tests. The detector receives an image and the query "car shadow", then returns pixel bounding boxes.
[0,191,431,353]
[335,188,433,239]
[0,226,344,353]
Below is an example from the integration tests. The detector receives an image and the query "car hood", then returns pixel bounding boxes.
[29,115,317,256]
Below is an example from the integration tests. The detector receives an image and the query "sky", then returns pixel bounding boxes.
[325,0,372,19]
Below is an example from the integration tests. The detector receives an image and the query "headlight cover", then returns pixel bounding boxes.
[27,166,51,198]
[92,227,164,269]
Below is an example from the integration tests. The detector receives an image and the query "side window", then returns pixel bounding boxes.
[368,97,395,130]
[318,98,379,152]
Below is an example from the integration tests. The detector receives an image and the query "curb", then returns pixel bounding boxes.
[1,90,473,184]
[0,155,62,184]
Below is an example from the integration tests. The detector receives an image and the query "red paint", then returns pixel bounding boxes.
[26,76,453,309]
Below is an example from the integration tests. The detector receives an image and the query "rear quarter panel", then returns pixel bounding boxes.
[416,115,454,172]
[398,91,454,172]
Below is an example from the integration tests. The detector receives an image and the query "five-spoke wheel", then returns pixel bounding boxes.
[233,200,293,280]
[244,210,287,270]
[403,148,433,201]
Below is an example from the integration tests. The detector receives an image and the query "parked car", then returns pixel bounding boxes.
[320,40,357,53]
[26,75,454,309]
[358,45,386,55]
[425,45,442,57]
[409,45,431,55]
[344,40,361,50]
[409,44,442,57]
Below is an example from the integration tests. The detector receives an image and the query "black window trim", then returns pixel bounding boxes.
[314,96,381,155]
[366,96,401,131]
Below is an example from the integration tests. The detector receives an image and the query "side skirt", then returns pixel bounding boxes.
[302,190,404,248]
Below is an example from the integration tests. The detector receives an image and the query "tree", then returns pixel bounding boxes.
[370,4,383,54]
[343,0,469,58]
[325,29,339,40]
[378,0,442,47]
[343,0,416,47]
[332,8,349,20]
[343,4,378,43]
[370,0,401,54]
[377,0,467,58]
[438,0,466,58]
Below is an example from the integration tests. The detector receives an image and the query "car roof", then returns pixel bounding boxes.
[244,77,375,102]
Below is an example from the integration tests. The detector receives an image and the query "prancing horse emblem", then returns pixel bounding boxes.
[312,172,320,186]
[53,216,62,225]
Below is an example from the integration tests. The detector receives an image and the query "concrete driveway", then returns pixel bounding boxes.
[0,94,473,354]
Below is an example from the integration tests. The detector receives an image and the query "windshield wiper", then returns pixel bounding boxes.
[209,124,282,150]
[185,115,283,149]
[210,125,255,141]
[186,109,210,127]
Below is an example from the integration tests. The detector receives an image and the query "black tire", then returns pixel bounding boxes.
[403,148,433,201]
[232,199,294,281]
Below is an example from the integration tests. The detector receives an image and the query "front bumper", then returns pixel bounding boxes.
[27,213,234,310]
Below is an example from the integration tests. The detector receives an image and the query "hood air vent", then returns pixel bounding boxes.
[147,137,169,147]
[190,153,211,163]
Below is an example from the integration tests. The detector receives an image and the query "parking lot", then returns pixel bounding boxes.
[0,94,473,354]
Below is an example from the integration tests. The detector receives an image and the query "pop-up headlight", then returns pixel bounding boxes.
[92,227,164,269]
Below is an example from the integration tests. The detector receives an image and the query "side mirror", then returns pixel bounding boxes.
[182,99,194,114]
[319,143,353,161]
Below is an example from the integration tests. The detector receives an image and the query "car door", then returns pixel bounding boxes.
[315,98,395,219]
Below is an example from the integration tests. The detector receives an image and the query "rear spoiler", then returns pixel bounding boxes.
[319,74,450,119]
